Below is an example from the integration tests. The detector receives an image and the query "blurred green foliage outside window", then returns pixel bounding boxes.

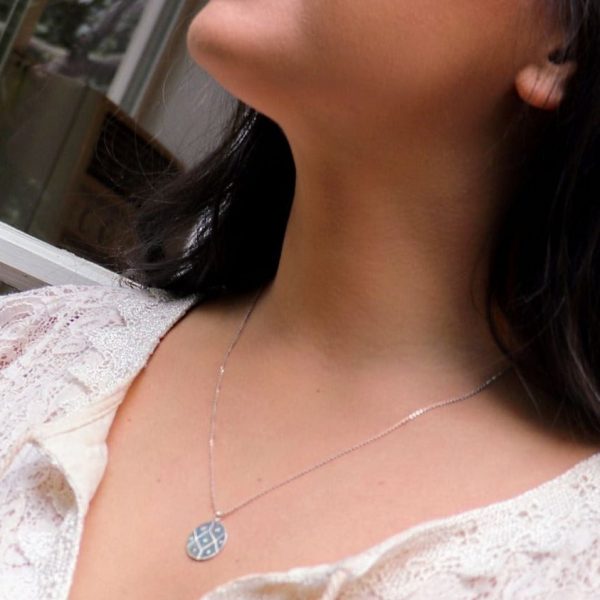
[3,0,145,92]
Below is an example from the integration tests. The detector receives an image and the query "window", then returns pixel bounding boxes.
[0,0,221,294]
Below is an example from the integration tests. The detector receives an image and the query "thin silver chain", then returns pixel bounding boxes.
[208,285,512,520]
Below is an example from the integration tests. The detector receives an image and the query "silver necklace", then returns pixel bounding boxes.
[185,285,512,561]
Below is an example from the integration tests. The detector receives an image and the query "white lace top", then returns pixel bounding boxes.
[1,282,600,600]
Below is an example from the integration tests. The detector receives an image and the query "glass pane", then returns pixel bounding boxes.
[0,0,187,276]
[32,0,145,94]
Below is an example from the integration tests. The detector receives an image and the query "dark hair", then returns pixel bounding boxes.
[111,1,600,441]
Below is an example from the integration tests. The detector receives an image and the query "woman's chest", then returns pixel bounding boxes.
[64,323,600,599]
[64,370,454,600]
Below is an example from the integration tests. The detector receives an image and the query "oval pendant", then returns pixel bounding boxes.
[186,519,228,561]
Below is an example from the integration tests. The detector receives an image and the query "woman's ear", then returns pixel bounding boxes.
[514,51,577,111]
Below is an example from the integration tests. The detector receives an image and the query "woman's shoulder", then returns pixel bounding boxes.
[0,282,199,440]
[0,282,199,369]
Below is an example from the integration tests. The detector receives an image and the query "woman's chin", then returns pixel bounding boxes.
[187,3,237,65]
[187,10,292,112]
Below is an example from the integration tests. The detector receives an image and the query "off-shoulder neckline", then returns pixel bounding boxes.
[55,287,600,598]
[147,291,600,598]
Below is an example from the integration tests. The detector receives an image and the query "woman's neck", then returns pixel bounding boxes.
[252,118,513,377]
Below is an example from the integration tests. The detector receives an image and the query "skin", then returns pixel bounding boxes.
[68,3,587,599]
[186,0,574,390]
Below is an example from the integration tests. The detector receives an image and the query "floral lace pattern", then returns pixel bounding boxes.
[1,283,600,599]
[0,283,199,600]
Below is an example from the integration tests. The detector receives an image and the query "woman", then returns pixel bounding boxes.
[1,0,599,598]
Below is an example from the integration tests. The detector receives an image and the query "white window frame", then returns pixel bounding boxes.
[0,222,127,291]
[108,0,188,116]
